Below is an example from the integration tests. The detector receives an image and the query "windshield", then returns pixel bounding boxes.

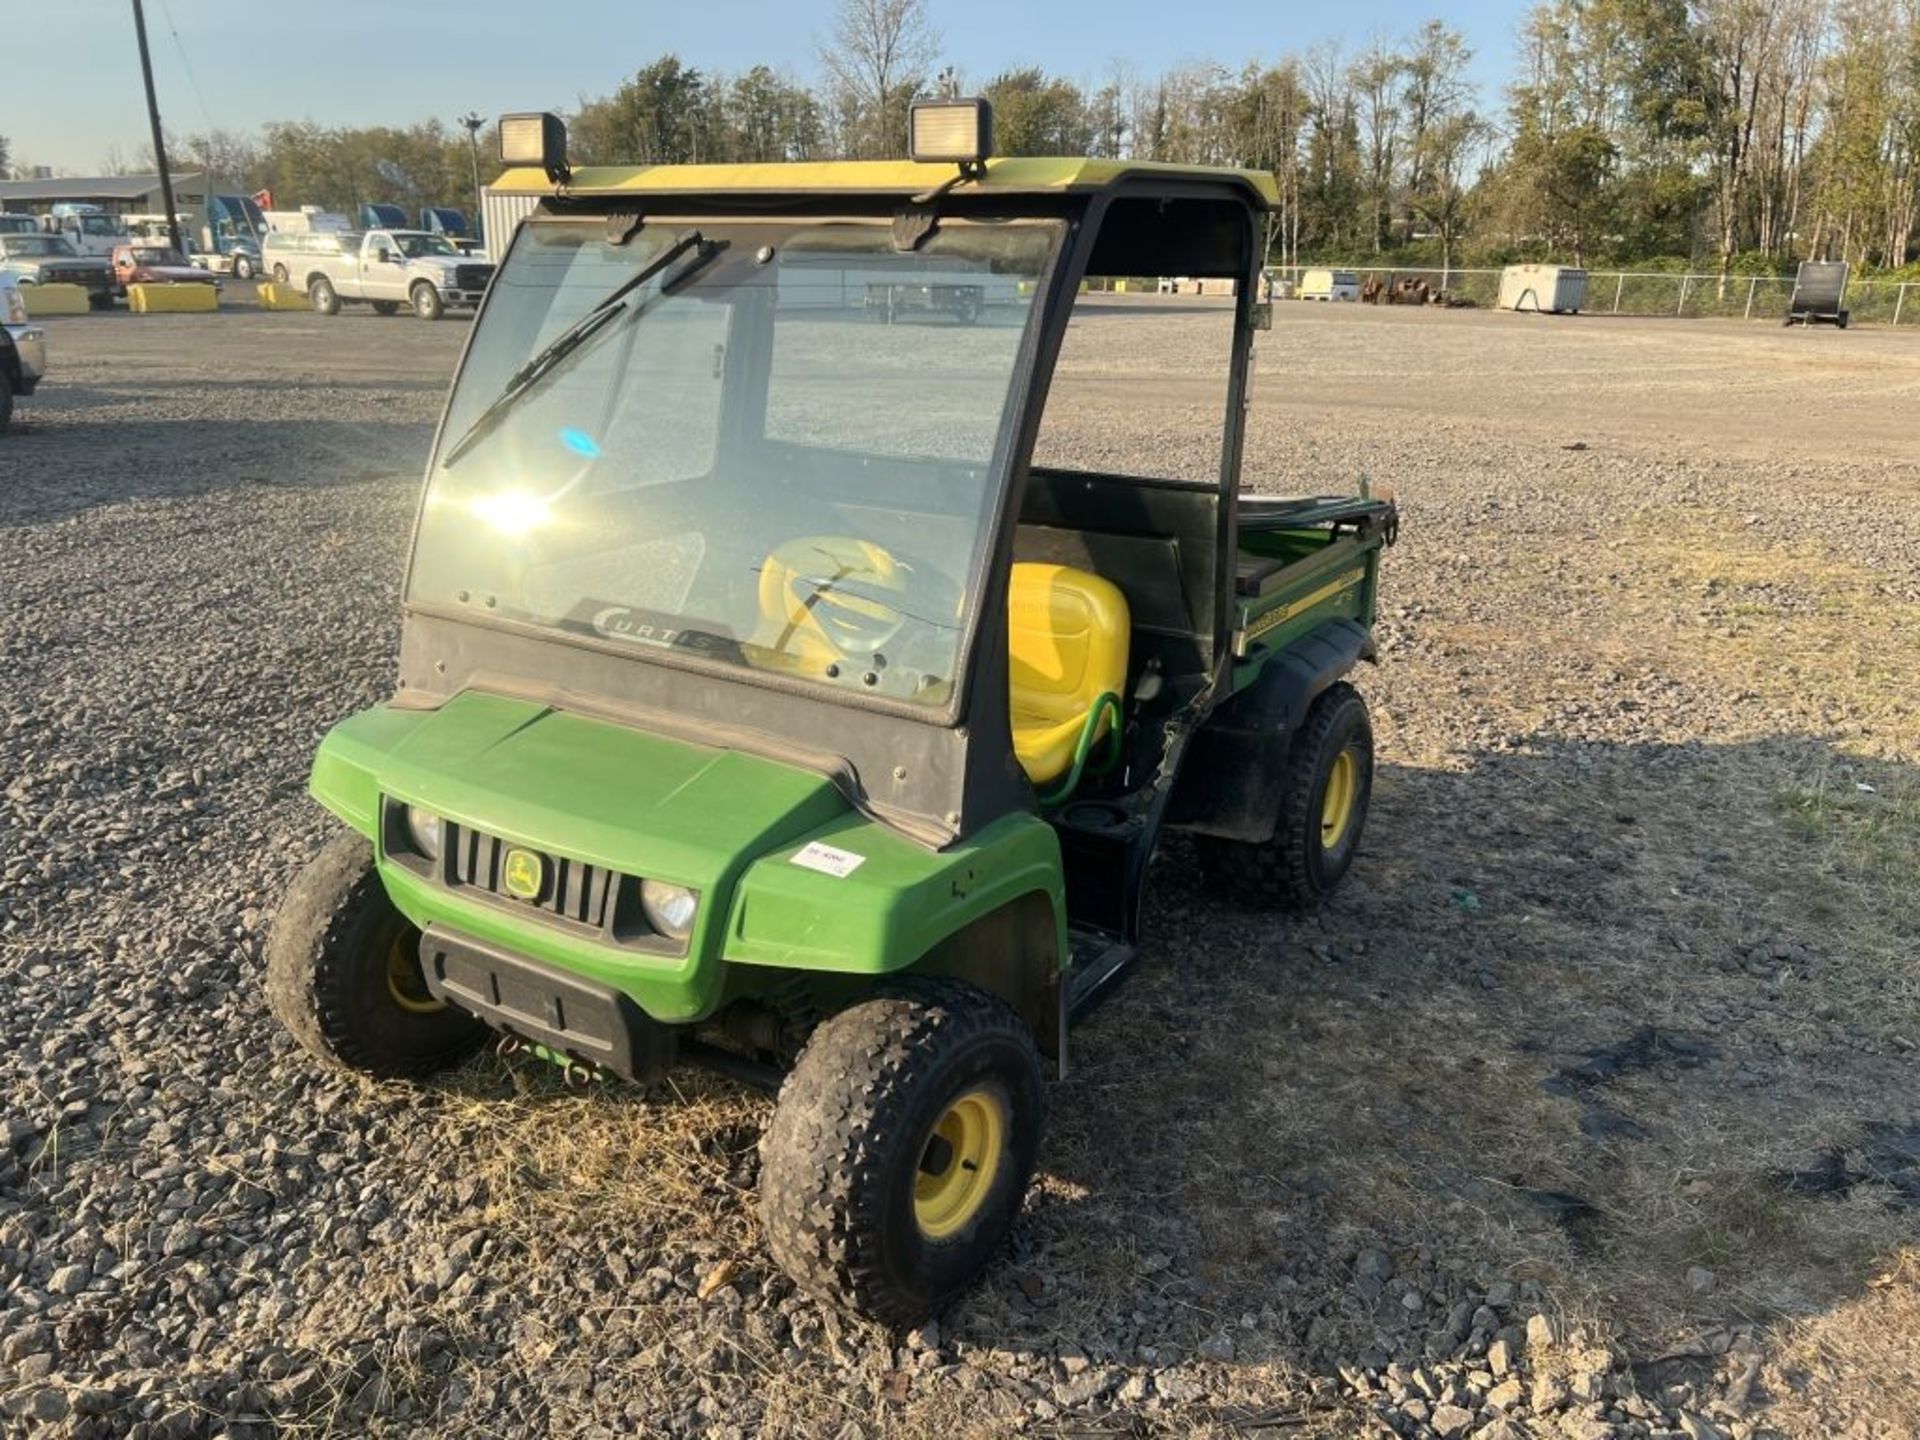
[409,216,1057,711]
[79,215,125,236]
[2,236,70,257]
[394,233,457,258]
[130,247,184,265]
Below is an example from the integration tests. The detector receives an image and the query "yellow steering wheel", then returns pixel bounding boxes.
[753,537,922,671]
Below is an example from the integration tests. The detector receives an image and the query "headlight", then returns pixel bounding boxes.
[405,805,442,861]
[638,880,697,940]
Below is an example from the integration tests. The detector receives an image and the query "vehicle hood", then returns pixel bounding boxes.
[312,690,853,887]
[132,265,213,283]
[10,256,109,275]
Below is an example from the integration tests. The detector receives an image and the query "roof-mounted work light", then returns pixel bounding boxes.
[908,98,994,175]
[500,112,571,185]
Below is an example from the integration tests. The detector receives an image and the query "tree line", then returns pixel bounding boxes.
[12,0,1916,275]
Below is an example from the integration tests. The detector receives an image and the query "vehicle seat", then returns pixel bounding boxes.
[753,536,908,667]
[1008,563,1130,788]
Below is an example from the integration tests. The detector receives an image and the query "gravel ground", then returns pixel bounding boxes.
[2,292,1917,1439]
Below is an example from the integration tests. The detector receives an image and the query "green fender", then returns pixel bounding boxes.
[721,809,1068,981]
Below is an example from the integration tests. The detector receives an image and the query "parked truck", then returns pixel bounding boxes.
[0,234,116,309]
[43,205,130,259]
[298,229,494,320]
[421,206,482,254]
[264,207,351,236]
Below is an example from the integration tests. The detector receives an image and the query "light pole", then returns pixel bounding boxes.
[131,0,184,256]
[458,112,486,222]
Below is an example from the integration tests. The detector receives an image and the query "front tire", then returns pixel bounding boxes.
[372,300,400,316]
[411,282,444,321]
[234,255,255,280]
[759,979,1044,1326]
[309,276,340,316]
[1198,681,1375,910]
[266,831,485,1079]
[272,262,290,284]
[88,293,112,311]
[0,371,15,433]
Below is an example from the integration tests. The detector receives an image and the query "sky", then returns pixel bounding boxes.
[9,0,1536,177]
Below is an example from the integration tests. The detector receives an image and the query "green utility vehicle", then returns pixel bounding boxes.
[266,100,1398,1324]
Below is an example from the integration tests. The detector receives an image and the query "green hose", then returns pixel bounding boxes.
[1037,692,1124,807]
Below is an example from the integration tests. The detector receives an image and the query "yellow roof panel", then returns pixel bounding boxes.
[493,156,1279,208]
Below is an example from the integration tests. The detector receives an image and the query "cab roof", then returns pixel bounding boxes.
[493,156,1278,210]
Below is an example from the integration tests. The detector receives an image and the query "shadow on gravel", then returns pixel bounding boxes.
[954,731,1916,1402]
[0,415,431,525]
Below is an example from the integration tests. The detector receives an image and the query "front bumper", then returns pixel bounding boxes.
[419,924,674,1081]
[40,273,112,296]
[440,288,485,308]
[5,325,47,389]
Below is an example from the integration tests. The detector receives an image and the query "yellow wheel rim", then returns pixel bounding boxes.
[1321,749,1360,850]
[385,933,446,1016]
[913,1089,1006,1241]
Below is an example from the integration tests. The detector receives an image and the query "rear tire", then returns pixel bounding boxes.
[88,293,112,311]
[1197,681,1374,911]
[309,276,340,316]
[372,300,400,316]
[266,831,485,1079]
[411,282,443,321]
[0,371,15,433]
[759,979,1044,1326]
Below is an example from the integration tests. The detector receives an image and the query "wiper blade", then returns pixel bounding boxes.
[440,228,713,469]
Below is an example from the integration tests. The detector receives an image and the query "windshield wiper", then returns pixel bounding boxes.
[441,228,717,468]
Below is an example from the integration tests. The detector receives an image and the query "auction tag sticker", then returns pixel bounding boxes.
[790,841,867,878]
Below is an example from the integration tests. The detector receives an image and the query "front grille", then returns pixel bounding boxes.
[454,264,494,293]
[447,823,617,929]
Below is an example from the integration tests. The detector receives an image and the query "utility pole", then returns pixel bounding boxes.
[458,113,486,219]
[130,0,184,256]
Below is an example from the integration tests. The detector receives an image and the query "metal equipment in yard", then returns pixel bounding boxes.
[262,99,1400,1326]
[1784,261,1851,328]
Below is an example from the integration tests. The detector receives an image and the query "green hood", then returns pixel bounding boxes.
[311,690,851,887]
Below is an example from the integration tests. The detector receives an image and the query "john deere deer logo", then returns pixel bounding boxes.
[502,848,544,900]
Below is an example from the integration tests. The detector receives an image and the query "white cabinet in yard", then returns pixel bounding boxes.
[1499,264,1588,314]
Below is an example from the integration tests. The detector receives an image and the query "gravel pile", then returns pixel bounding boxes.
[2,301,1916,1437]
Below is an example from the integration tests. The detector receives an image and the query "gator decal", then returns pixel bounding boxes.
[1240,567,1367,650]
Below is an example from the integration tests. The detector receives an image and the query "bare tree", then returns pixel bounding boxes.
[817,0,940,159]
[1350,36,1404,252]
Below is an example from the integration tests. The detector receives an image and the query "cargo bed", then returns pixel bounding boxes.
[1230,493,1396,663]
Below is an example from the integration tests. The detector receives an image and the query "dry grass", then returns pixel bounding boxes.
[1765,1249,1920,1434]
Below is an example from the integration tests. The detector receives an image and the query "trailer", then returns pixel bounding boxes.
[1784,261,1850,328]
[479,185,544,262]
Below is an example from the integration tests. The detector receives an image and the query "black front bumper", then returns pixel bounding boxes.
[418,926,672,1082]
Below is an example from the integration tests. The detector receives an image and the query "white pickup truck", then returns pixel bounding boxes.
[299,229,495,321]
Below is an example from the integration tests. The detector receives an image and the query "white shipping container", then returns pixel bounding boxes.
[480,186,545,263]
[1499,264,1588,314]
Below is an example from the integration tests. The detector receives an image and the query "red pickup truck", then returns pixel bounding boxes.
[111,244,220,298]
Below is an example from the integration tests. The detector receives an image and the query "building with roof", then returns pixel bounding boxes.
[0,172,208,221]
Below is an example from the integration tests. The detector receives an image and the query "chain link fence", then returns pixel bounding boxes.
[1266,266,1918,327]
